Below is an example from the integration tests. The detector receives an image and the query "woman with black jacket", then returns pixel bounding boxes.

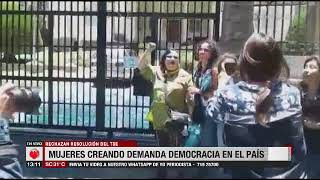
[300,56,320,154]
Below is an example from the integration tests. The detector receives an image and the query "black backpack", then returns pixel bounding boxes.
[192,93,206,124]
[131,68,153,96]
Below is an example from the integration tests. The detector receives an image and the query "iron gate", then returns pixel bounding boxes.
[0,1,220,134]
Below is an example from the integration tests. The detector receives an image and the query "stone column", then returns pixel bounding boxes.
[218,1,254,54]
[306,1,320,55]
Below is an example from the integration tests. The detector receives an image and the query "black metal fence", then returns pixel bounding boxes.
[253,1,320,56]
[0,1,220,135]
[1,1,319,135]
[252,1,320,79]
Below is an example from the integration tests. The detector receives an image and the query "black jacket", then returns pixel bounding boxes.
[301,83,320,124]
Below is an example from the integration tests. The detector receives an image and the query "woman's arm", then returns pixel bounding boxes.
[185,75,195,115]
[0,83,17,120]
[138,42,156,71]
[206,90,225,124]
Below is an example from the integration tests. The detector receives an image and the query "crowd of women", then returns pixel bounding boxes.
[0,32,318,179]
[136,32,320,179]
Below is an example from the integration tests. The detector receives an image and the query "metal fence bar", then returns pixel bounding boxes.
[215,1,220,41]
[63,1,67,126]
[69,3,73,127]
[128,1,133,130]
[5,2,9,78]
[48,11,54,126]
[96,1,106,131]
[134,1,141,130]
[192,1,196,75]
[280,1,285,49]
[35,1,40,125]
[57,1,61,126]
[108,1,114,129]
[82,1,86,128]
[115,1,120,130]
[11,2,15,87]
[89,1,93,128]
[273,1,277,39]
[141,2,147,130]
[30,3,34,125]
[17,1,21,123]
[75,1,79,127]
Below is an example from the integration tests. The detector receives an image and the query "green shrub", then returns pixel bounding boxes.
[284,5,315,55]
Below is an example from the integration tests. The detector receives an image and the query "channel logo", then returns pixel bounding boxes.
[26,147,43,161]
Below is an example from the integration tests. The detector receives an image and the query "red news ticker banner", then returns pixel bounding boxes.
[42,140,137,168]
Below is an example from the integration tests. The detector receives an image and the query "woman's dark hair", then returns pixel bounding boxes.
[194,39,220,87]
[160,49,178,73]
[195,39,220,73]
[303,56,320,70]
[239,33,290,126]
[217,53,238,73]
